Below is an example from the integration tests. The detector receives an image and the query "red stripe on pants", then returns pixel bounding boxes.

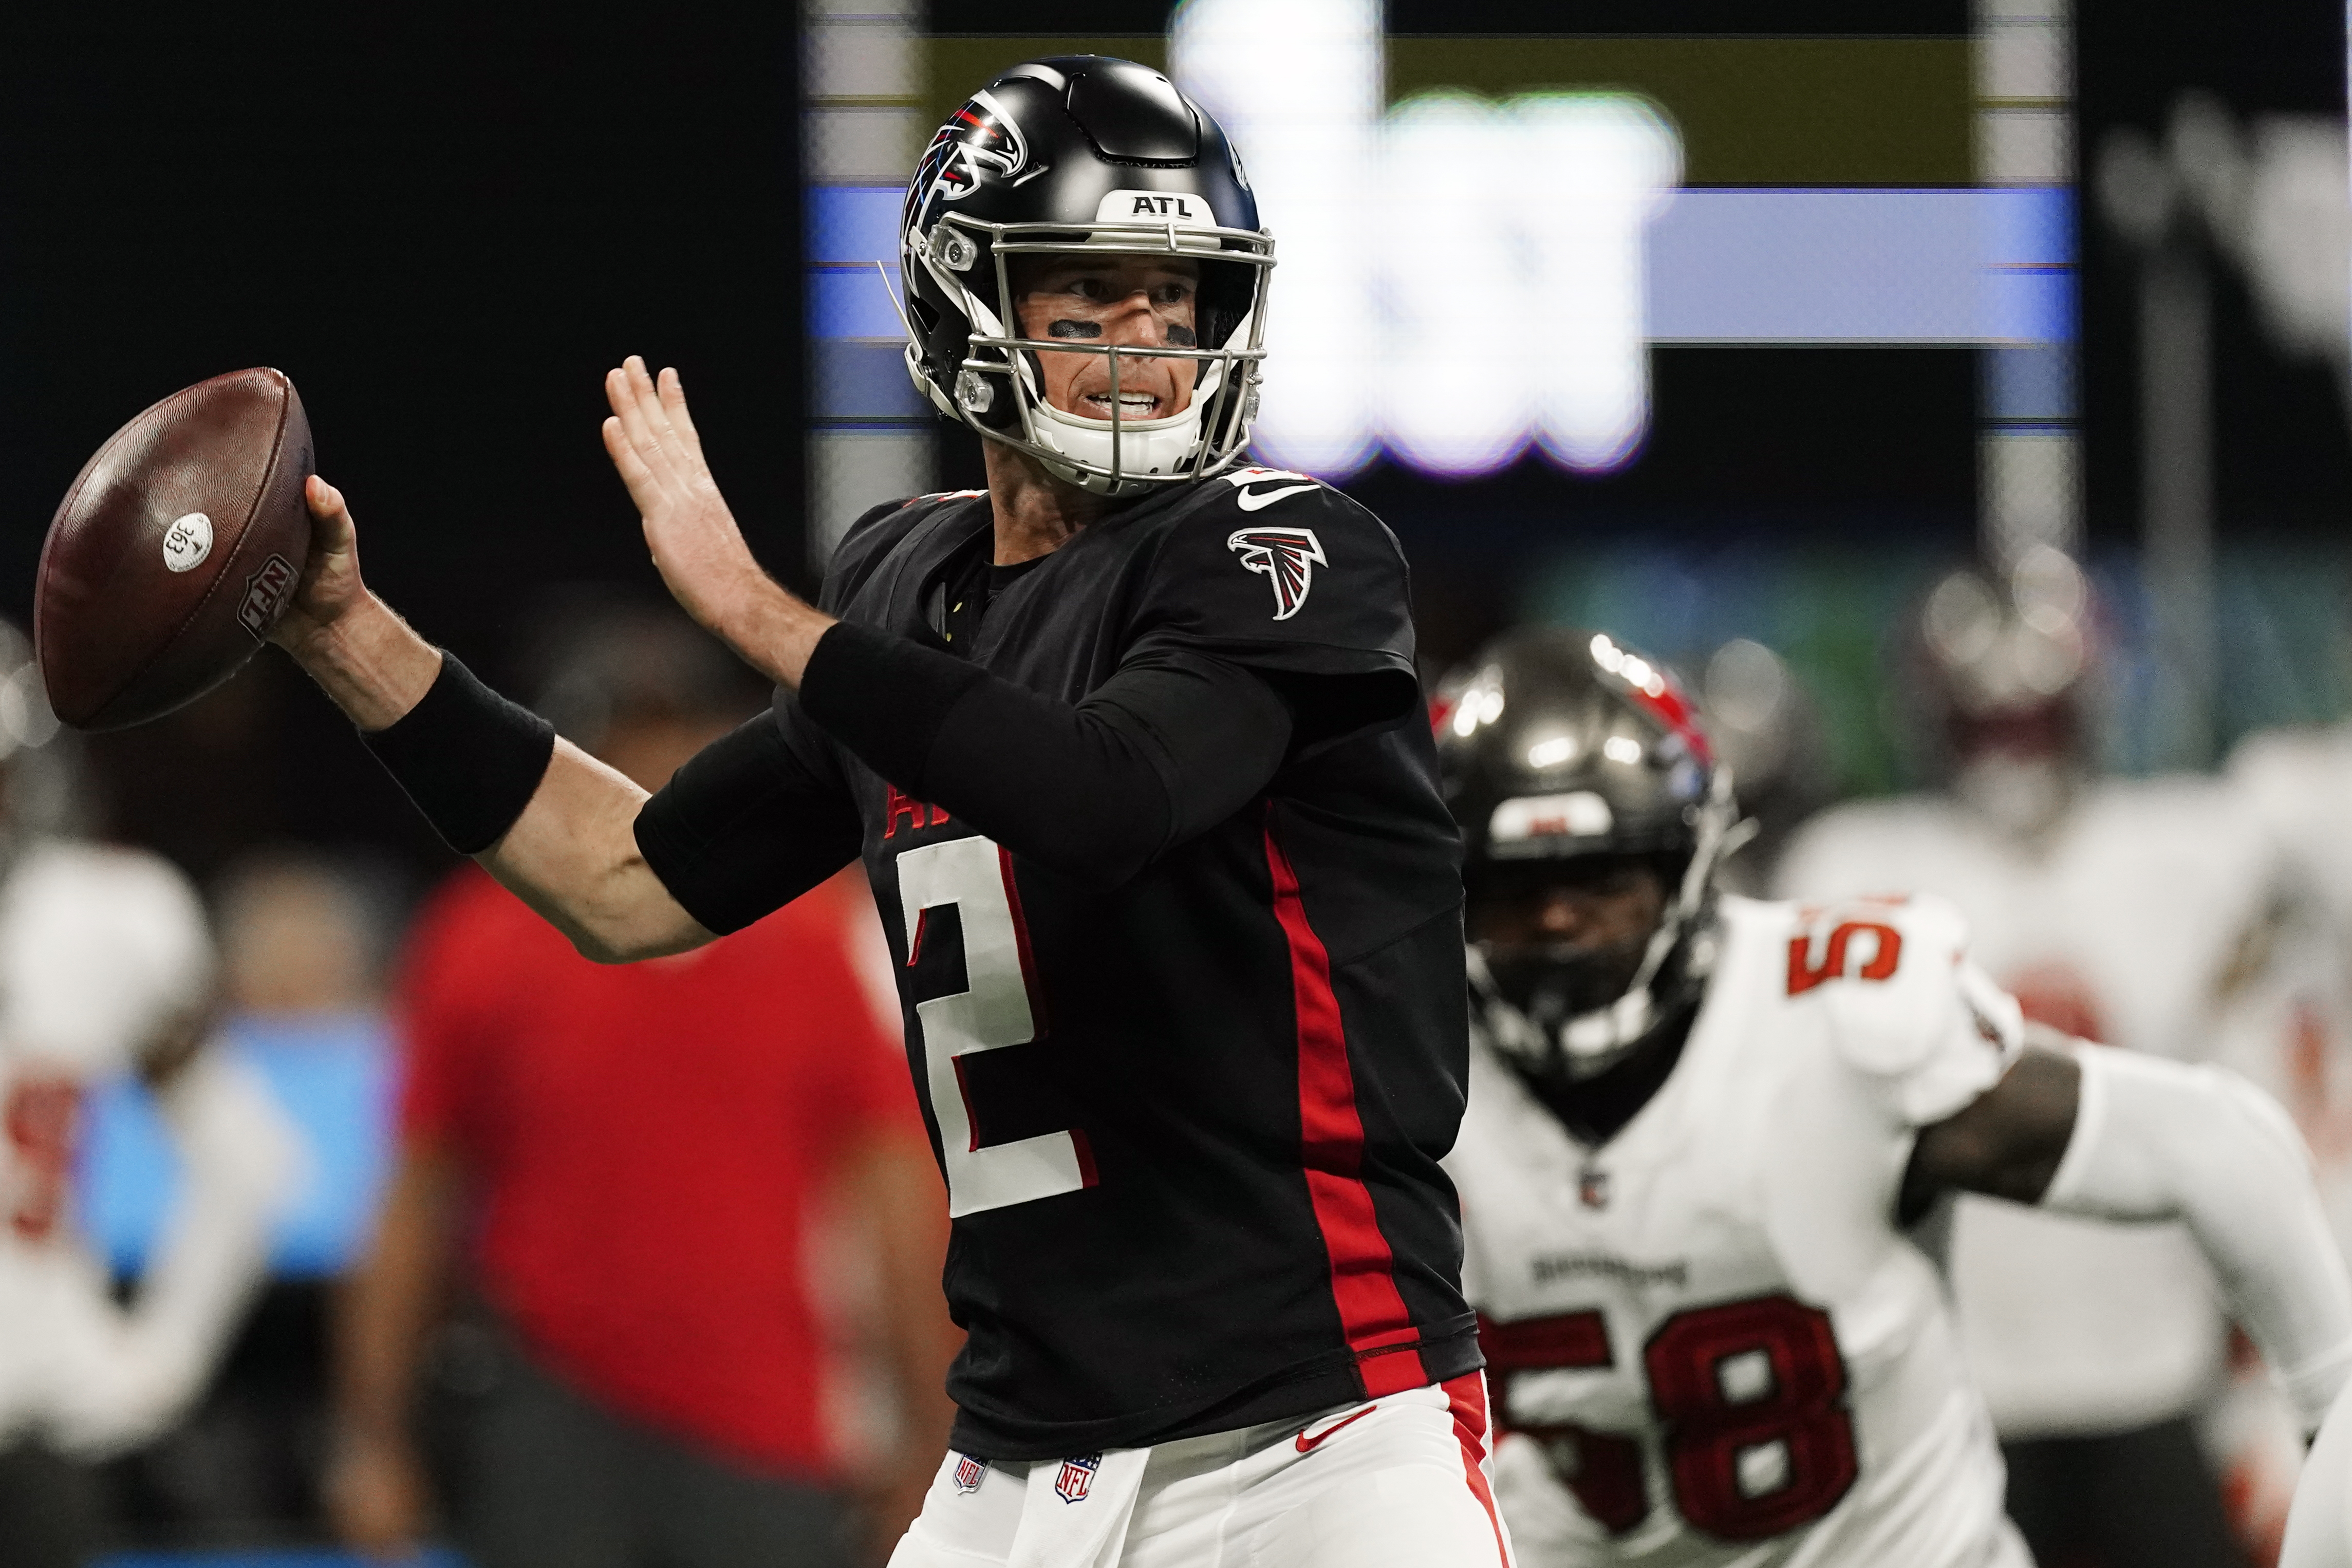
[1446,1372,1515,1567]
[1264,816,1429,1398]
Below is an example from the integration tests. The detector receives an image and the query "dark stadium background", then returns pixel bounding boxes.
[0,0,2343,889]
[0,0,2346,1551]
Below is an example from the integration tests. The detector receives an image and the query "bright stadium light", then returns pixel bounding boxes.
[1516,94,1682,471]
[1170,0,1385,478]
[1380,93,1538,475]
[1380,90,1679,476]
[1172,2,1682,480]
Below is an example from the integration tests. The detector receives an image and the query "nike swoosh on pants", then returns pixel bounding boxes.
[1294,1404,1379,1452]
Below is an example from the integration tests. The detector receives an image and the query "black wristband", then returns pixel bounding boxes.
[798,621,987,793]
[360,652,555,854]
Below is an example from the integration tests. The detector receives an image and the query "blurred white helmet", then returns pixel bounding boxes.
[1914,546,2097,842]
[0,844,214,1077]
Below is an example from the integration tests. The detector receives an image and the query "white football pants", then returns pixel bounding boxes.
[888,1374,1515,1568]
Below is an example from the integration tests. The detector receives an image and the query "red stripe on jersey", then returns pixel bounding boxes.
[998,845,1050,1038]
[1264,815,1429,1398]
[1445,1372,1515,1566]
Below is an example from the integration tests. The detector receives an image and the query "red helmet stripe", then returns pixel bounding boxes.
[1621,679,1712,765]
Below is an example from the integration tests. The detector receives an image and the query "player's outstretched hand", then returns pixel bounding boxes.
[603,358,758,628]
[600,356,834,686]
[267,475,369,655]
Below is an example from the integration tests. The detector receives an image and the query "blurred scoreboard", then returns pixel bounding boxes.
[807,6,2065,484]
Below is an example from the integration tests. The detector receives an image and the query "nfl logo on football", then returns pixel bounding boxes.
[1055,1453,1103,1504]
[951,1453,986,1496]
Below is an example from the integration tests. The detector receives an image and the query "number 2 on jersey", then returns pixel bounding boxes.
[1482,1295,1859,1542]
[896,835,1093,1218]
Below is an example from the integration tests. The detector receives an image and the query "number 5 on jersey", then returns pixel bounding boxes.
[897,836,1094,1217]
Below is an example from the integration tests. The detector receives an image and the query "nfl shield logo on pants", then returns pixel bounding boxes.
[1054,1453,1102,1504]
[951,1453,986,1495]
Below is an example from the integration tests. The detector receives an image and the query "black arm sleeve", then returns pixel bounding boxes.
[799,622,1294,888]
[632,705,866,935]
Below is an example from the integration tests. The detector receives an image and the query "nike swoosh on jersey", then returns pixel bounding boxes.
[1293,1404,1378,1452]
[1235,482,1320,512]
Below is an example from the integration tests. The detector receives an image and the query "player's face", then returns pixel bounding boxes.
[1469,856,1671,1024]
[1012,254,1202,423]
[1470,857,1667,955]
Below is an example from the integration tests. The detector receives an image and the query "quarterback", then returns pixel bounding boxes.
[271,58,1504,1568]
[1434,628,2352,1567]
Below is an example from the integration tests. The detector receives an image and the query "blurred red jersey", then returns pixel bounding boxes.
[398,865,915,1480]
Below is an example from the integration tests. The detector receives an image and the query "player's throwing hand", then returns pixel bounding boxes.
[267,476,368,656]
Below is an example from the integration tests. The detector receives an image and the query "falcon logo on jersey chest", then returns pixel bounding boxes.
[1227,528,1327,621]
[1054,1453,1103,1503]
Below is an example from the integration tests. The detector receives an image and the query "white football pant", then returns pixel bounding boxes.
[888,1374,1514,1568]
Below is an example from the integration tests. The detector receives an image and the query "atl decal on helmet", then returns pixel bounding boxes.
[1227,528,1327,621]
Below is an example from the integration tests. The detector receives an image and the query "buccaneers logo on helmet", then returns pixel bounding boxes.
[1226,528,1327,622]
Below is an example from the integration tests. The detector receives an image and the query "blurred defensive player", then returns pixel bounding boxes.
[268,57,1503,1568]
[2220,725,2352,1243]
[1437,627,2352,1567]
[1776,549,2291,1564]
[0,624,297,1567]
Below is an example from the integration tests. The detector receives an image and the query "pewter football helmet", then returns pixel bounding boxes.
[1436,628,1741,1082]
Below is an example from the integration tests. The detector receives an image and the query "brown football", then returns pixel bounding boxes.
[35,368,314,731]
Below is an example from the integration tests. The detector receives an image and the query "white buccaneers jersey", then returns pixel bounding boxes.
[1449,895,2027,1568]
[2225,728,2352,1253]
[1775,779,2278,1436]
[0,842,296,1458]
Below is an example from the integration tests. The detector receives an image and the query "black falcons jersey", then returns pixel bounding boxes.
[691,468,1472,1458]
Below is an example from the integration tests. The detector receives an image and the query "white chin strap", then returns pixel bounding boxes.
[1030,395,1208,490]
[1467,949,1655,1086]
[1019,314,1240,495]
[1468,944,1667,1085]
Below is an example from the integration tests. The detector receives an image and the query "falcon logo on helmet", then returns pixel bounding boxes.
[1226,528,1326,621]
[896,55,1275,497]
[908,90,1030,223]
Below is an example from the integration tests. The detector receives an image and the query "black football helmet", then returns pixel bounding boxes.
[898,56,1273,496]
[1434,628,1743,1082]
